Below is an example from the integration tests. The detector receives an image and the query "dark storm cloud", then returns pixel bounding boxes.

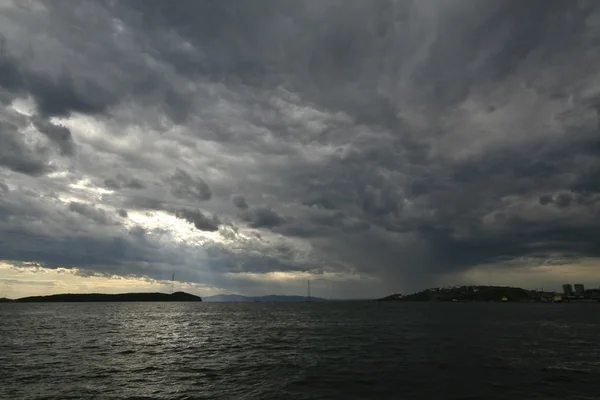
[0,121,52,176]
[0,181,305,293]
[0,38,114,117]
[0,226,163,273]
[122,1,290,86]
[271,208,371,239]
[103,179,120,190]
[104,173,146,190]
[554,193,574,209]
[0,37,23,92]
[168,169,212,202]
[28,70,117,117]
[174,209,220,232]
[0,188,160,269]
[1,11,195,123]
[2,0,600,296]
[206,252,301,275]
[539,194,554,206]
[232,195,249,210]
[241,207,285,229]
[68,202,110,225]
[31,118,75,156]
[302,197,337,211]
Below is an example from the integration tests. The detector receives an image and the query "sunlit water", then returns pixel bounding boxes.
[1,302,599,399]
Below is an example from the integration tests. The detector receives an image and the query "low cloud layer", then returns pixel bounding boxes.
[1,1,600,297]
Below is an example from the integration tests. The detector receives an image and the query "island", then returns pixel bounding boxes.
[378,285,600,302]
[0,291,202,303]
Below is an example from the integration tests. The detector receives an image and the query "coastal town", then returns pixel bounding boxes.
[379,284,600,303]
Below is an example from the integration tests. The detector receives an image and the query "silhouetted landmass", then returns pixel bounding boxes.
[378,294,404,302]
[378,285,587,302]
[202,294,250,302]
[8,291,202,303]
[203,294,327,302]
[0,297,13,303]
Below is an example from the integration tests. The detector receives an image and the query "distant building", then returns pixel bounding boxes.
[562,284,574,296]
[553,295,563,303]
[574,284,585,295]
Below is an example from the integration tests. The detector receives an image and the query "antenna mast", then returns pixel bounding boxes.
[307,279,311,302]
[170,273,175,294]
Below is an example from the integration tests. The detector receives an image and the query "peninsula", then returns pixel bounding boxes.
[378,285,600,302]
[1,291,202,303]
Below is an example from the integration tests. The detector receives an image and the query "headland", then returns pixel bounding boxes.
[1,291,202,302]
[378,285,600,303]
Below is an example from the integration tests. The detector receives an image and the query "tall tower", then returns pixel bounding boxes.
[170,273,175,294]
[306,279,311,302]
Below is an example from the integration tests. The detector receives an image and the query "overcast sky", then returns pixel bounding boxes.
[1,0,600,299]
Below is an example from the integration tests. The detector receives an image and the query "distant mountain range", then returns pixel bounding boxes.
[203,294,327,302]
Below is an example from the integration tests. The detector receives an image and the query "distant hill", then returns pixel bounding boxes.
[378,293,404,302]
[7,291,202,303]
[0,297,13,303]
[203,294,327,302]
[378,286,534,302]
[203,294,254,302]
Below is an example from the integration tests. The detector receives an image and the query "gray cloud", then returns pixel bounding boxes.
[0,121,52,176]
[0,38,114,117]
[539,194,554,206]
[68,202,111,225]
[232,195,249,210]
[168,169,212,202]
[31,118,75,156]
[174,209,220,232]
[104,173,146,190]
[1,1,600,297]
[103,179,120,190]
[241,207,285,229]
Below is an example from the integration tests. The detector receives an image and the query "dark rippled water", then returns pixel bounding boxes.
[1,302,600,399]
